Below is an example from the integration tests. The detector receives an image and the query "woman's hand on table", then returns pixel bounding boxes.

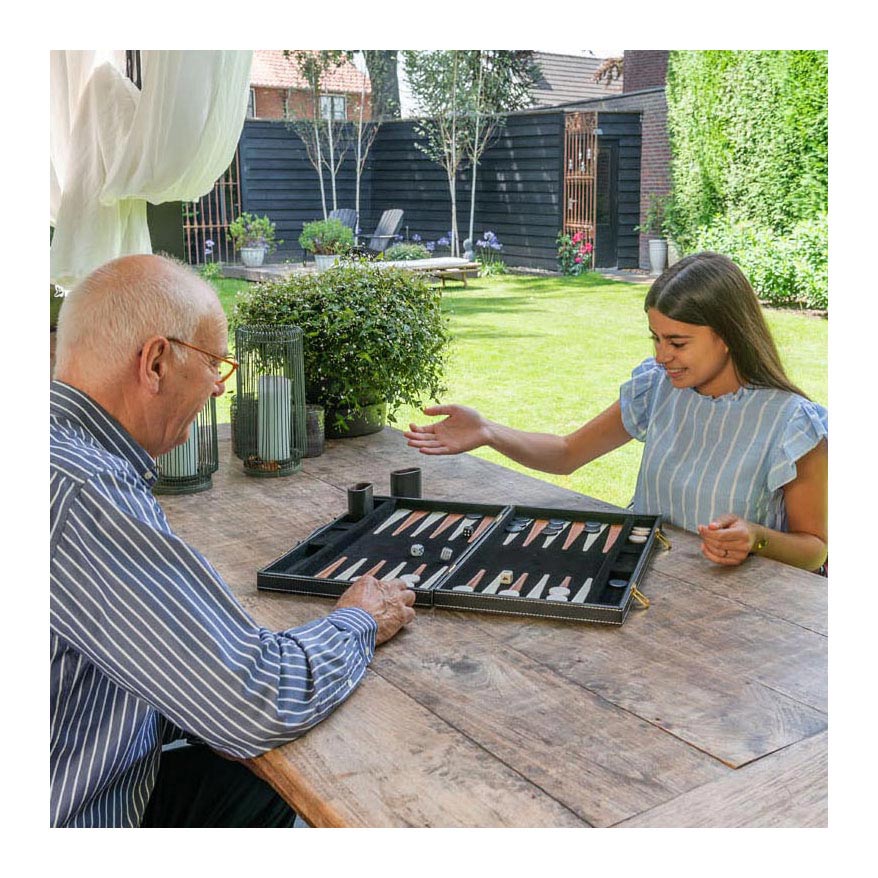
[697,514,757,567]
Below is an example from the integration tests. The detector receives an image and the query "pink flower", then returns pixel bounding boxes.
[574,255,582,263]
[572,232,583,244]
[583,242,593,254]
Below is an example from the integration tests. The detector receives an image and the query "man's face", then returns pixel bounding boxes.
[159,312,229,456]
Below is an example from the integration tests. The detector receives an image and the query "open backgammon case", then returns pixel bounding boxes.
[257,479,668,626]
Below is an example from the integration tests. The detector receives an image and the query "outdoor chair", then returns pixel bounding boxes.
[328,208,358,233]
[357,209,404,255]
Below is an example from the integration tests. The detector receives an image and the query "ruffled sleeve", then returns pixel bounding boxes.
[619,358,666,441]
[767,398,828,491]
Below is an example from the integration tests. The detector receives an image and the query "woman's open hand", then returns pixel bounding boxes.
[403,404,492,456]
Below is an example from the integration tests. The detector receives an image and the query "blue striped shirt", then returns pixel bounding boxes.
[50,381,377,827]
[619,358,828,533]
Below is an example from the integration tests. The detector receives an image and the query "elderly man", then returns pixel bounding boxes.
[50,254,416,827]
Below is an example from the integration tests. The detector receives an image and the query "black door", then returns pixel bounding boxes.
[594,139,618,268]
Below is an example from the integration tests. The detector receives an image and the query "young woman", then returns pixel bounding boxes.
[404,252,828,572]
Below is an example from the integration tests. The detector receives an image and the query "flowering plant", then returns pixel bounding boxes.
[475,230,506,275]
[556,230,593,275]
[229,213,281,253]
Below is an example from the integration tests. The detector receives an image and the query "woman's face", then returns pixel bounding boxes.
[647,308,740,397]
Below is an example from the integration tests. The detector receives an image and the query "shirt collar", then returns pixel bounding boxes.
[50,380,159,485]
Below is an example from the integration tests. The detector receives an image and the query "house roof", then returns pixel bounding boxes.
[251,50,371,93]
[530,52,623,106]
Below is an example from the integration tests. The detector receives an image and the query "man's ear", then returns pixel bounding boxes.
[138,336,171,394]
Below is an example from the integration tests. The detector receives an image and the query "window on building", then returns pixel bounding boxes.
[320,94,346,121]
[247,88,256,119]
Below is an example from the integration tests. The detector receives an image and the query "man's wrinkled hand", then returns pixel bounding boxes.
[336,575,416,645]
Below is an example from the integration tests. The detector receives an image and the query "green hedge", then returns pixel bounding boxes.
[692,213,827,310]
[666,50,828,309]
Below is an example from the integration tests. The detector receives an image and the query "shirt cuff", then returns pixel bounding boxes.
[326,606,378,663]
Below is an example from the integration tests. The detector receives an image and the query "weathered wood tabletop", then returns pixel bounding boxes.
[158,426,827,828]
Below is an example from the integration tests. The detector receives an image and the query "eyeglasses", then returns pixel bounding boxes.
[167,337,239,384]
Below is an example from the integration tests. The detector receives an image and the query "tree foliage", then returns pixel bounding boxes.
[666,50,828,308]
[403,50,538,254]
[666,50,827,241]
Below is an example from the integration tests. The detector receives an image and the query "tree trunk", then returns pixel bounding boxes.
[364,50,401,120]
[326,116,337,211]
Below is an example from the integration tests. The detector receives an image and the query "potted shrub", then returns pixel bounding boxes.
[229,213,281,268]
[232,263,450,437]
[637,195,670,276]
[298,218,355,273]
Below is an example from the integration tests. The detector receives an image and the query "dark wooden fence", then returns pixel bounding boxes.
[238,109,640,269]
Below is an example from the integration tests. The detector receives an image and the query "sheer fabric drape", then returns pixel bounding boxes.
[50,50,253,288]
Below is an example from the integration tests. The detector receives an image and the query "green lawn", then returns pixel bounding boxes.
[214,272,828,509]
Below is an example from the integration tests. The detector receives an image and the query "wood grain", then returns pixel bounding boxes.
[250,671,586,827]
[157,425,828,828]
[615,732,828,827]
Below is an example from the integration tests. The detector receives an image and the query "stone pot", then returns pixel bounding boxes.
[314,253,341,273]
[648,238,668,277]
[324,402,387,439]
[240,246,266,267]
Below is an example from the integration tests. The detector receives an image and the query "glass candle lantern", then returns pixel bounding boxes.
[234,325,307,477]
[153,397,218,494]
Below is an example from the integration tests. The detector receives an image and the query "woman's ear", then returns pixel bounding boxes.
[138,336,170,394]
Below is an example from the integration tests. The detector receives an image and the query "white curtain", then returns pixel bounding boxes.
[50,50,253,289]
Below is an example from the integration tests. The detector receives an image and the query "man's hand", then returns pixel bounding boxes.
[335,575,416,645]
[697,514,757,566]
[403,404,492,456]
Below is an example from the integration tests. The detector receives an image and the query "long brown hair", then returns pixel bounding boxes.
[644,251,808,398]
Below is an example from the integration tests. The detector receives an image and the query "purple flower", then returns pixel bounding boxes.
[437,235,450,247]
[412,233,422,242]
[425,241,436,252]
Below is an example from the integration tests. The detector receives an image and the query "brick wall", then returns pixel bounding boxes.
[637,90,671,268]
[622,51,669,93]
[251,87,372,121]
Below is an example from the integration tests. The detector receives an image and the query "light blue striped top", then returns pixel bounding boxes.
[619,358,828,533]
[50,381,377,827]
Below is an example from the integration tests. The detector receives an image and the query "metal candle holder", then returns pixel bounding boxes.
[233,325,307,477]
[153,397,218,494]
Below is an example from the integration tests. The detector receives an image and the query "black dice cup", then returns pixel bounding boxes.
[347,482,374,520]
[390,467,422,499]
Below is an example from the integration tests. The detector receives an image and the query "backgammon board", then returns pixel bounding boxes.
[257,483,669,626]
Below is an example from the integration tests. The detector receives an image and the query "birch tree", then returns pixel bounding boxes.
[403,50,470,256]
[284,50,350,218]
[461,51,537,250]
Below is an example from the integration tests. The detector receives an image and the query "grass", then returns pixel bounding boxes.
[213,272,828,510]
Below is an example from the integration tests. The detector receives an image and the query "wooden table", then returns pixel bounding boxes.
[158,426,827,828]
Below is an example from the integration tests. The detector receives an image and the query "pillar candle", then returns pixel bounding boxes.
[258,374,292,461]
[159,421,198,478]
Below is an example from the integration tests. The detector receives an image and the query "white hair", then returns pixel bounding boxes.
[54,255,223,385]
